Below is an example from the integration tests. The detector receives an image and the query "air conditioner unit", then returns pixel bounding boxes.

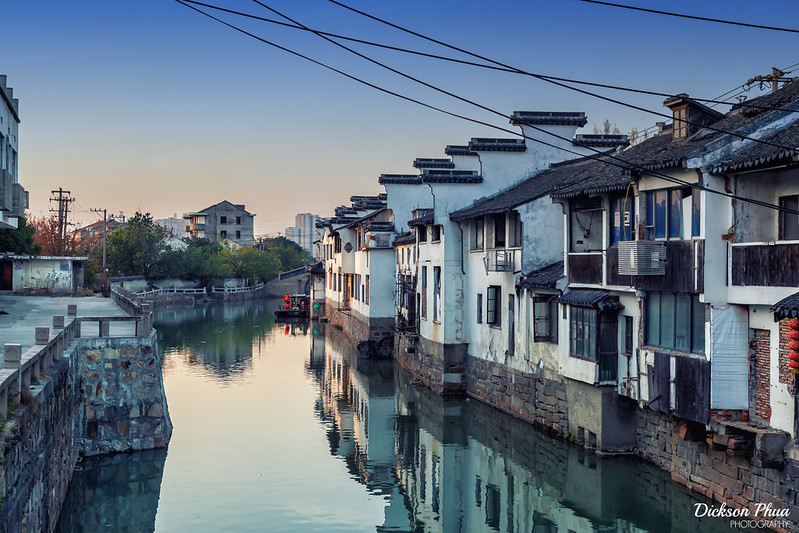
[366,232,392,249]
[618,241,666,276]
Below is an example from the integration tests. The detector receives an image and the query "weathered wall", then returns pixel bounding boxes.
[326,298,393,355]
[0,341,83,533]
[466,354,568,435]
[638,407,799,532]
[394,333,466,395]
[79,331,172,456]
[265,274,309,297]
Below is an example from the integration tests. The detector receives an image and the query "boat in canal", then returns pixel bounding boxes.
[275,293,310,319]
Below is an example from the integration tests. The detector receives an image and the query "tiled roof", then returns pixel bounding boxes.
[553,80,799,198]
[307,262,325,274]
[558,289,622,311]
[445,145,476,156]
[511,111,588,127]
[518,262,564,290]
[468,138,526,152]
[421,169,483,184]
[408,212,434,227]
[379,174,422,185]
[366,221,395,232]
[771,291,799,319]
[413,158,455,169]
[393,231,415,246]
[711,121,799,173]
[573,134,630,148]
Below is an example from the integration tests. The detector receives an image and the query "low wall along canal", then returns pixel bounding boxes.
[0,292,171,532]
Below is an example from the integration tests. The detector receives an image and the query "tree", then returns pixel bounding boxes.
[106,212,167,276]
[30,214,83,256]
[593,118,621,135]
[0,216,40,255]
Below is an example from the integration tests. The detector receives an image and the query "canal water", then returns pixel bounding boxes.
[56,300,732,532]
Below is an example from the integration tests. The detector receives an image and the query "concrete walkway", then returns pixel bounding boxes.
[0,294,133,352]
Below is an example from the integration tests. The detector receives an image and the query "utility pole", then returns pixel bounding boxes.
[49,188,74,255]
[91,208,107,275]
[747,67,793,94]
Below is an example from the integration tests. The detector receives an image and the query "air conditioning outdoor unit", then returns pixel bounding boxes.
[618,241,666,276]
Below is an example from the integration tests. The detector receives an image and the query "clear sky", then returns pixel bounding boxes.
[2,0,798,235]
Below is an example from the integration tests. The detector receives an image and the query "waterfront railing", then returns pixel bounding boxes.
[210,282,265,294]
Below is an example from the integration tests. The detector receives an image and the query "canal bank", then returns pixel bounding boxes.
[393,340,799,531]
[0,293,172,532]
[54,301,738,532]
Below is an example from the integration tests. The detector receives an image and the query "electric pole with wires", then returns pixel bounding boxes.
[90,207,108,275]
[49,188,74,255]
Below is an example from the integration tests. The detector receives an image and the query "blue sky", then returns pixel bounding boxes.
[2,0,798,234]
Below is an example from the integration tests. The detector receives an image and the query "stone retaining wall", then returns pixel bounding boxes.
[638,408,799,532]
[465,354,568,436]
[79,331,172,456]
[325,299,393,356]
[0,342,82,533]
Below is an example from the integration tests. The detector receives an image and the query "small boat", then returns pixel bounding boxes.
[275,294,310,318]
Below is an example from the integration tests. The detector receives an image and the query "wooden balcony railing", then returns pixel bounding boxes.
[731,242,799,287]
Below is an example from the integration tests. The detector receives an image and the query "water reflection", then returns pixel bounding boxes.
[55,449,167,533]
[54,302,732,533]
[155,300,297,382]
[313,326,731,533]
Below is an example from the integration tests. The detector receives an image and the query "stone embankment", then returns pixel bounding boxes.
[0,291,172,531]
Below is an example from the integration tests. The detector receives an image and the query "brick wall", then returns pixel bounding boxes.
[778,319,796,395]
[753,329,772,422]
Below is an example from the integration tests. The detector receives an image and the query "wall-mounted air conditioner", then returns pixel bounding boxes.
[618,241,666,276]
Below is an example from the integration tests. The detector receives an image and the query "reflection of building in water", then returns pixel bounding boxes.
[393,367,731,533]
[154,302,282,381]
[313,329,415,532]
[309,331,730,533]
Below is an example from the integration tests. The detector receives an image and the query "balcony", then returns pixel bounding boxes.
[731,242,799,287]
[485,249,517,272]
[568,252,603,285]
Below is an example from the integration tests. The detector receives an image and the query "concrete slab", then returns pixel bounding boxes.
[0,295,134,352]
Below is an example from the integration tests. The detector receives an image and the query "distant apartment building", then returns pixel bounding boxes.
[184,201,254,247]
[284,226,301,247]
[155,216,188,239]
[0,75,27,229]
[295,213,322,258]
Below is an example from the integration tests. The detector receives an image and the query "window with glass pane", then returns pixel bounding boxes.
[611,196,635,244]
[669,190,682,238]
[421,267,427,319]
[692,190,701,237]
[487,286,500,325]
[570,306,597,360]
[534,296,552,342]
[646,292,704,354]
[494,214,506,248]
[477,293,483,323]
[476,218,484,249]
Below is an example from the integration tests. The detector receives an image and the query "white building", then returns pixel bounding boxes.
[0,75,27,229]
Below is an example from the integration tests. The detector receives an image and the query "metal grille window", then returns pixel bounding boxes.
[533,296,558,343]
[569,307,597,360]
[487,286,501,326]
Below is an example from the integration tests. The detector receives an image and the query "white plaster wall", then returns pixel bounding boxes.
[383,183,433,233]
[15,259,74,294]
[518,197,565,274]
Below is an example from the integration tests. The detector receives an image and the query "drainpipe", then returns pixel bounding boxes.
[456,221,466,274]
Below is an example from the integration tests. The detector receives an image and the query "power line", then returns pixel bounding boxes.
[578,0,799,34]
[175,0,799,217]
[182,0,798,116]
[322,0,797,152]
